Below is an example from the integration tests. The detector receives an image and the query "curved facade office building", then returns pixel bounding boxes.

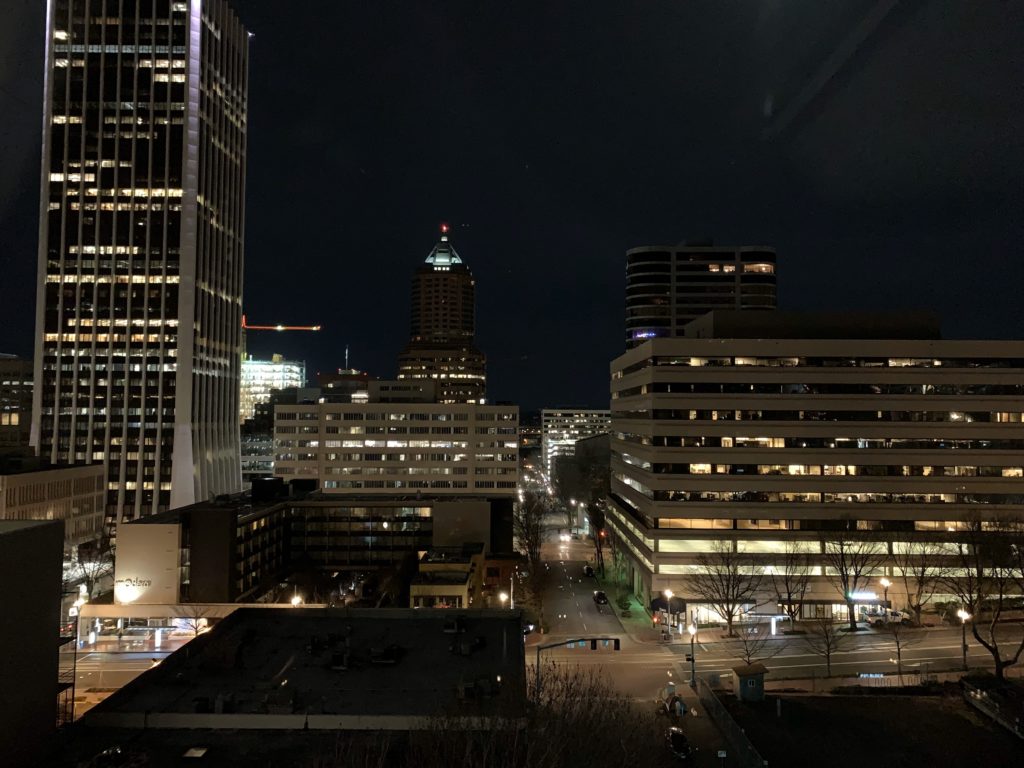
[625,245,777,348]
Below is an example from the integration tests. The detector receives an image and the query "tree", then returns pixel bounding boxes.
[174,604,212,637]
[820,536,888,632]
[882,621,923,684]
[690,541,763,637]
[729,624,784,665]
[940,517,1024,679]
[519,564,554,634]
[586,504,607,575]
[770,541,812,629]
[802,616,848,677]
[513,491,548,570]
[399,663,666,768]
[892,540,946,626]
[71,538,114,598]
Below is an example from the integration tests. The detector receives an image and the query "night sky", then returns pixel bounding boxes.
[1,1,1022,412]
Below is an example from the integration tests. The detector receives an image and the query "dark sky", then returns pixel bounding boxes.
[2,1,1022,412]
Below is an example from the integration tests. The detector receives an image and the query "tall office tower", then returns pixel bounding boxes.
[625,244,776,347]
[397,224,486,403]
[32,1,249,528]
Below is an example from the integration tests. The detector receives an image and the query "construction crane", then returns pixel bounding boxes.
[241,314,322,332]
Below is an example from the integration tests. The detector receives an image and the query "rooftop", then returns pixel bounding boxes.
[423,229,463,269]
[683,310,943,340]
[421,543,485,565]
[84,608,525,726]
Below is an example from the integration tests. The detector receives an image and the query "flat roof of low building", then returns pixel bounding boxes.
[84,607,525,726]
[421,542,484,564]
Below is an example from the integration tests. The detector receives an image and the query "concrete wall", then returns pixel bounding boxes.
[432,501,492,551]
[114,523,181,604]
[0,520,63,766]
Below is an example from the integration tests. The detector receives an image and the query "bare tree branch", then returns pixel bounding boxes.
[728,624,784,665]
[770,541,812,629]
[939,515,1024,679]
[513,491,548,570]
[801,616,848,677]
[892,539,946,626]
[691,541,763,637]
[820,536,887,632]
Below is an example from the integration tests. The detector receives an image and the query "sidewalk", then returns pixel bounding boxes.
[593,572,663,644]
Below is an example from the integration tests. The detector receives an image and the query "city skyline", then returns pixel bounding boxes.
[1,3,1022,413]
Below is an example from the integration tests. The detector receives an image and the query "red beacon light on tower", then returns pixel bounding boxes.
[439,222,450,235]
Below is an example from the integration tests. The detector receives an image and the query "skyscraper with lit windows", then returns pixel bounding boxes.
[32,0,248,529]
[625,244,777,348]
[397,225,487,403]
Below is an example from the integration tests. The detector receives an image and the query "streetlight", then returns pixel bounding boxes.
[687,624,697,688]
[880,577,891,607]
[291,593,303,607]
[957,609,971,670]
[499,591,509,608]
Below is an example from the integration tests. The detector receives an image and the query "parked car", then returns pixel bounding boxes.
[583,565,595,577]
[593,590,609,605]
[859,608,910,627]
[665,727,693,760]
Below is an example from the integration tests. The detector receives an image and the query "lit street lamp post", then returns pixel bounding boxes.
[687,624,697,687]
[957,609,971,670]
[880,577,891,607]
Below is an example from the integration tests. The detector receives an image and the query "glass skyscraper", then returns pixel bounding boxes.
[32,0,248,530]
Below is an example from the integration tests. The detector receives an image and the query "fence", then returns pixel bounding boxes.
[695,677,768,768]
[962,678,1024,741]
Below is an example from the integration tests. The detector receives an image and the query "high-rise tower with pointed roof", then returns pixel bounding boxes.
[397,225,486,403]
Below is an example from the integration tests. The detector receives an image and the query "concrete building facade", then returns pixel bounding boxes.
[0,520,64,765]
[0,457,106,550]
[274,401,519,497]
[33,0,249,527]
[607,313,1024,615]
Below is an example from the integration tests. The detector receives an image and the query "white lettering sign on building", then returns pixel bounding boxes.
[113,523,180,604]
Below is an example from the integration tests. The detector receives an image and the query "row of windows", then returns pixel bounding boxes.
[616,433,1024,451]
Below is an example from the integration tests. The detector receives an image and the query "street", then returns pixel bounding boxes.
[526,527,1023,765]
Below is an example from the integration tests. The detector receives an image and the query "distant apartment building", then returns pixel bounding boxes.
[0,354,32,451]
[274,397,519,497]
[541,409,611,475]
[625,244,776,347]
[239,354,306,424]
[0,456,106,551]
[607,311,1024,616]
[33,1,249,526]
